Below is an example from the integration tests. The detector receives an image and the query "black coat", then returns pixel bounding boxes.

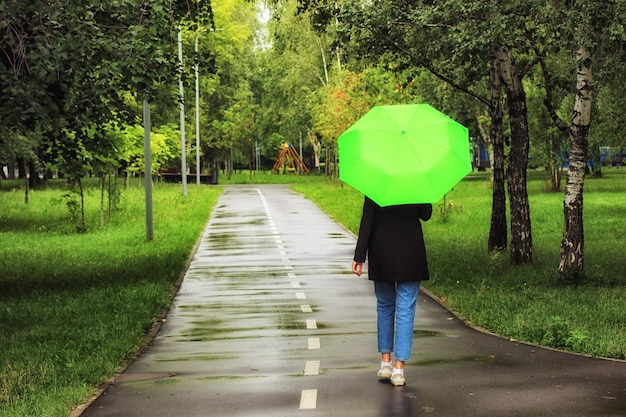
[354,197,432,282]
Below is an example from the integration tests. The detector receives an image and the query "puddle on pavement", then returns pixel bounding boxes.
[192,269,291,280]
[413,355,495,366]
[123,377,183,389]
[414,329,444,338]
[195,375,265,381]
[210,217,261,224]
[172,305,309,342]
[156,353,238,362]
[212,211,263,219]
[178,323,306,342]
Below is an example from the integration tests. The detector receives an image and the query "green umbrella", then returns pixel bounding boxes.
[338,104,471,206]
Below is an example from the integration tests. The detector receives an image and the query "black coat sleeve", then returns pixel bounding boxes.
[354,197,376,262]
[419,203,433,221]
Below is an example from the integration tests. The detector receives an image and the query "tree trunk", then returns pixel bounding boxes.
[78,177,87,233]
[325,148,330,176]
[549,137,563,191]
[21,158,29,204]
[228,147,233,180]
[100,173,105,227]
[28,162,40,188]
[7,162,16,179]
[308,130,321,174]
[497,47,533,264]
[488,54,507,251]
[559,47,593,278]
[549,164,562,192]
[248,147,254,184]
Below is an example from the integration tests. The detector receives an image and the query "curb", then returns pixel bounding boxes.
[419,286,626,364]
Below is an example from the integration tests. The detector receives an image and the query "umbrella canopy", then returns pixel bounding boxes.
[338,104,471,206]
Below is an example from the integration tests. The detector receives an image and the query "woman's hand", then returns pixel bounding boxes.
[352,261,363,277]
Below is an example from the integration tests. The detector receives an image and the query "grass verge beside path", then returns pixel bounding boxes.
[1,170,624,417]
[292,169,626,361]
[0,182,220,417]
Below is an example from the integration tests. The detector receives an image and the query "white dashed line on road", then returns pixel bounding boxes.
[304,360,320,376]
[299,389,317,409]
[257,188,320,412]
[308,338,320,350]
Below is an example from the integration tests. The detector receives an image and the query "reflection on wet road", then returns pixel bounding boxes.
[81,185,626,417]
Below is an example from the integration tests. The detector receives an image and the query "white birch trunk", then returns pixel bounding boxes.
[559,47,593,277]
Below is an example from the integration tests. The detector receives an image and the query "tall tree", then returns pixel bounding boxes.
[255,0,331,171]
[0,0,210,202]
[487,52,508,251]
[303,0,537,263]
[534,0,626,279]
[192,0,257,172]
[496,46,533,263]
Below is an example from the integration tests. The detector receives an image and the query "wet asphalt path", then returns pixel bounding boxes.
[80,184,626,417]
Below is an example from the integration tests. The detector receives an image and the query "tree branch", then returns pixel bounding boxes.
[519,56,540,79]
[391,40,491,108]
[534,46,569,132]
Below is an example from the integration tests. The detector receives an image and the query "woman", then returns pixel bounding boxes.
[352,196,432,386]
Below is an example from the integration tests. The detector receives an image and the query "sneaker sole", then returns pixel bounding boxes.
[390,376,405,386]
[377,371,392,379]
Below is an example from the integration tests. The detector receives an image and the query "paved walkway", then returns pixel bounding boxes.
[78,184,626,417]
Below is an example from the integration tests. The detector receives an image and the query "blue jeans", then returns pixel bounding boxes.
[375,280,420,362]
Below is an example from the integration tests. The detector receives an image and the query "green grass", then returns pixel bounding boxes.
[0,181,220,416]
[293,168,626,360]
[218,169,327,184]
[1,168,625,416]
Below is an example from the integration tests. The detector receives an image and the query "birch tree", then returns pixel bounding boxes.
[535,0,626,280]
[314,0,534,262]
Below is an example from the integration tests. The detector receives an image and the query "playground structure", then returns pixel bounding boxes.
[272,143,309,174]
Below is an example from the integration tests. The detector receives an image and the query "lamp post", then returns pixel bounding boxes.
[177,26,187,196]
[194,30,206,185]
[143,100,153,241]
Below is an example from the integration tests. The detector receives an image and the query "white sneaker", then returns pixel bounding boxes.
[377,364,392,379]
[390,372,406,386]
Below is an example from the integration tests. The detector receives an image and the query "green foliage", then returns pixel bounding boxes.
[253,0,327,167]
[0,0,216,190]
[114,123,181,175]
[532,316,590,351]
[62,189,88,234]
[309,70,369,145]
